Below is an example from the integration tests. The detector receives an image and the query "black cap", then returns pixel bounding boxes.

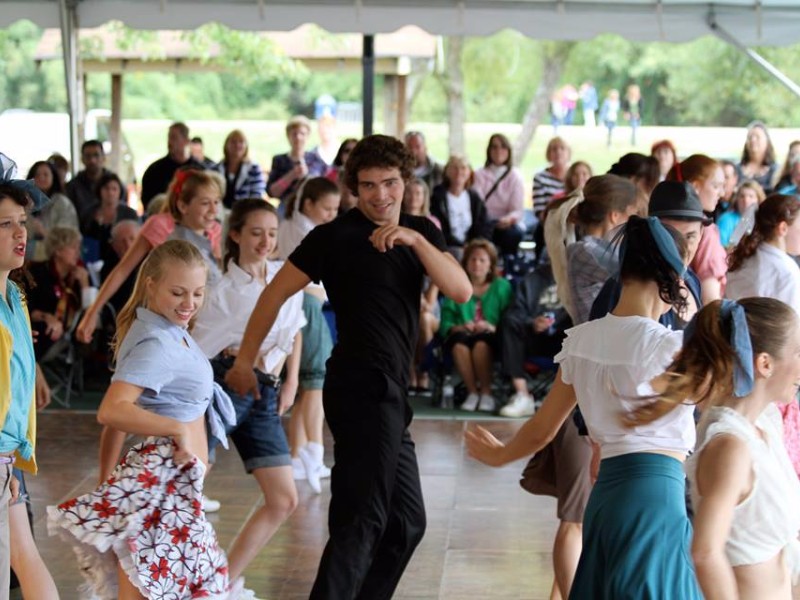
[648,181,711,224]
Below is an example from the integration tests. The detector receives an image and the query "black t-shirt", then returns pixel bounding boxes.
[289,208,446,386]
[140,155,203,208]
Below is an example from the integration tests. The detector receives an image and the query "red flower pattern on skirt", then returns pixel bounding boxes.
[47,437,230,599]
[778,401,800,478]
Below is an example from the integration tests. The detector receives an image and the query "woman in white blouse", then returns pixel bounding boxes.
[467,216,702,599]
[193,198,306,582]
[430,155,488,258]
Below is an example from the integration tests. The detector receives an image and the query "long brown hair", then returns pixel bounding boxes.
[112,240,208,362]
[728,194,800,272]
[223,199,277,271]
[571,174,637,230]
[626,298,796,426]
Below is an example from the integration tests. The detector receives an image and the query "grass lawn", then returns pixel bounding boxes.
[123,119,800,197]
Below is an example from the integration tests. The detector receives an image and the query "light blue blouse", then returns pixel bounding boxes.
[111,307,234,448]
[0,282,35,459]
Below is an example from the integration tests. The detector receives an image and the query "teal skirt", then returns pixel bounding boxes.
[569,453,702,600]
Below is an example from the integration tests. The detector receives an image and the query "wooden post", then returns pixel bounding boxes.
[396,74,408,138]
[110,73,123,177]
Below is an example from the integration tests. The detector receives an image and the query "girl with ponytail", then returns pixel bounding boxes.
[468,216,701,599]
[631,298,800,599]
[725,193,800,478]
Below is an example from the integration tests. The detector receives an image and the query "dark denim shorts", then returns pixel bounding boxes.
[210,358,291,472]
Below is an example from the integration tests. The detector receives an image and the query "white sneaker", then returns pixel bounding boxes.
[319,464,331,479]
[478,394,497,412]
[292,456,306,480]
[461,392,480,412]
[202,495,221,513]
[298,445,323,494]
[499,392,536,418]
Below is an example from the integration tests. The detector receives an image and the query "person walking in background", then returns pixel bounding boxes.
[622,84,643,146]
[599,89,620,148]
[579,82,598,127]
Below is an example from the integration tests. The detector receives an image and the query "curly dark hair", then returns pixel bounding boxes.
[344,135,415,197]
[615,215,688,314]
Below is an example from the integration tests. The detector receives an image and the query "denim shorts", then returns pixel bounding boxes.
[210,360,291,473]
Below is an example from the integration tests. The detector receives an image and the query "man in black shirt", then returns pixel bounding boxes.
[65,140,126,220]
[226,135,471,599]
[140,122,202,210]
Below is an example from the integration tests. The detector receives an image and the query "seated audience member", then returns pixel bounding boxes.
[498,263,570,417]
[718,181,765,248]
[267,115,327,208]
[777,154,800,197]
[325,138,358,214]
[214,129,267,208]
[590,181,705,329]
[473,133,526,256]
[190,136,217,169]
[26,160,79,261]
[776,140,800,191]
[313,114,340,166]
[737,121,778,194]
[607,152,660,204]
[66,140,125,219]
[563,161,593,196]
[100,219,142,314]
[430,156,489,256]
[140,122,203,210]
[440,239,512,413]
[402,178,441,393]
[405,130,444,191]
[402,178,440,228]
[532,137,571,218]
[81,172,139,264]
[716,159,740,221]
[26,227,96,360]
[651,139,678,181]
[667,154,727,303]
[48,152,70,191]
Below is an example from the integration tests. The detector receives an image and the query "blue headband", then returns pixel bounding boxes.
[683,299,754,397]
[0,152,52,212]
[619,216,686,278]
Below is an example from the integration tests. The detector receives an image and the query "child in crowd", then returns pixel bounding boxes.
[48,240,241,599]
[440,238,512,413]
[278,177,340,493]
[76,169,223,490]
[193,199,305,582]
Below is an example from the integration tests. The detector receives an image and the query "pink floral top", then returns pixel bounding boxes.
[777,401,800,478]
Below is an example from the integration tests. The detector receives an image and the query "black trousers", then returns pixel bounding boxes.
[499,314,565,379]
[310,367,426,600]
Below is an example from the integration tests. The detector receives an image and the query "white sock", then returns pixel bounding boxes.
[306,441,325,464]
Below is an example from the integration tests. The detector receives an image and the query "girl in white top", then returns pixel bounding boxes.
[726,193,800,478]
[278,177,340,493]
[467,216,702,599]
[193,199,306,583]
[657,298,800,599]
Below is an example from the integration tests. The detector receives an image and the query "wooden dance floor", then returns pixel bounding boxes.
[28,411,560,599]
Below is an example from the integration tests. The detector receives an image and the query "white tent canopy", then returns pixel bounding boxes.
[1,0,800,46]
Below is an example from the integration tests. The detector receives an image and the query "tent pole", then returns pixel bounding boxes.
[362,34,375,137]
[709,15,800,99]
[59,0,82,176]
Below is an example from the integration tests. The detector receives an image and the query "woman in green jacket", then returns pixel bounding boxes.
[441,238,512,412]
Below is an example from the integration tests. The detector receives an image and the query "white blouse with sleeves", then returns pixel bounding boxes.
[726,242,800,317]
[193,260,306,374]
[555,314,696,460]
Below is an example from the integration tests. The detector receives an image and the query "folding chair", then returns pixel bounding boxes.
[38,309,85,408]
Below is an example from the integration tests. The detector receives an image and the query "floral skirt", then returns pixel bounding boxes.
[778,400,800,478]
[47,437,230,599]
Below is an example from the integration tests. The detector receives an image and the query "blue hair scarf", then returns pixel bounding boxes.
[619,216,686,278]
[0,152,51,211]
[684,299,755,397]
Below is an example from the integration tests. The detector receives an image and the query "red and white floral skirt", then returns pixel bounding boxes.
[48,437,230,599]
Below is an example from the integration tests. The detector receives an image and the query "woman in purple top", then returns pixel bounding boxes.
[267,115,327,210]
